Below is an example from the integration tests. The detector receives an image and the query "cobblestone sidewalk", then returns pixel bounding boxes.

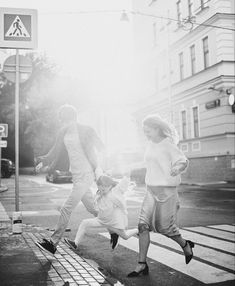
[0,222,113,286]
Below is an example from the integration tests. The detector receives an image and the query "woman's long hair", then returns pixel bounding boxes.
[143,114,179,145]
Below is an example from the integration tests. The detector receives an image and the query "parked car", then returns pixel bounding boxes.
[44,148,72,184]
[130,167,146,185]
[46,169,72,184]
[1,158,15,178]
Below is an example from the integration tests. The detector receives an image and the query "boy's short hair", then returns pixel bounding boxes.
[97,175,117,188]
[58,104,78,122]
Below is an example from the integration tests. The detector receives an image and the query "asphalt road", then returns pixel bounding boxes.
[0,175,234,286]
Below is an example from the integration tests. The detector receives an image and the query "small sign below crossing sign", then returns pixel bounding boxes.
[0,7,37,49]
[0,140,7,148]
[0,124,8,138]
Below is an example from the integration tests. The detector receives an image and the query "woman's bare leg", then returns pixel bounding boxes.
[135,223,150,272]
[128,188,153,274]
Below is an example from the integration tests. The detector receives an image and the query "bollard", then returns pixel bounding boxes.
[12,211,23,234]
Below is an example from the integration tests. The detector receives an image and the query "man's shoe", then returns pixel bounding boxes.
[111,233,119,249]
[64,238,77,250]
[35,238,56,255]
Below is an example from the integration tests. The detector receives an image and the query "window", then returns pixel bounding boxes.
[179,52,184,80]
[190,44,196,75]
[192,106,199,138]
[188,0,193,17]
[176,1,182,26]
[192,141,201,151]
[149,0,157,5]
[181,110,187,139]
[202,36,209,68]
[153,22,157,46]
[180,143,188,152]
[160,50,167,79]
[195,0,209,13]
[201,0,206,9]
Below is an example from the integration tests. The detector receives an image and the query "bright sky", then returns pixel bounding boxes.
[1,0,134,105]
[0,0,141,156]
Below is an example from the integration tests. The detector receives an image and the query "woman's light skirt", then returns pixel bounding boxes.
[139,185,180,237]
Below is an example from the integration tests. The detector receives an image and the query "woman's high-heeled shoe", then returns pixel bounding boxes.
[127,261,149,277]
[183,240,195,264]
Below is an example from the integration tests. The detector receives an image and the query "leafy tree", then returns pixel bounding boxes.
[0,72,15,162]
[0,52,87,166]
[0,53,61,165]
[22,53,60,158]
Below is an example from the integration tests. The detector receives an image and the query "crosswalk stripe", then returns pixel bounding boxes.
[184,226,235,241]
[149,232,235,271]
[21,210,60,216]
[180,229,235,254]
[207,225,235,233]
[0,202,10,221]
[127,197,143,203]
[101,232,235,284]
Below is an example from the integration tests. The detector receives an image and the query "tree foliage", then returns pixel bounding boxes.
[0,52,82,165]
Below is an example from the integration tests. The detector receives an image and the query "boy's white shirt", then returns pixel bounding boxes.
[95,176,130,214]
[114,176,130,193]
[95,166,104,180]
[109,176,130,213]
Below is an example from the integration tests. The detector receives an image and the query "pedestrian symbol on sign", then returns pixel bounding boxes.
[5,16,30,38]
[1,8,37,48]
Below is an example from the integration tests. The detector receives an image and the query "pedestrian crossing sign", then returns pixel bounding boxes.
[5,15,31,40]
[0,7,37,49]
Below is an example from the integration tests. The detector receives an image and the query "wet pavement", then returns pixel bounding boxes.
[0,222,116,286]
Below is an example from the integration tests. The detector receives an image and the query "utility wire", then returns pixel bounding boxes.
[133,11,235,32]
[40,9,235,32]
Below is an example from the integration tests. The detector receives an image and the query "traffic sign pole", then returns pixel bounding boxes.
[15,49,20,211]
[0,7,38,207]
[0,137,2,187]
[0,124,8,192]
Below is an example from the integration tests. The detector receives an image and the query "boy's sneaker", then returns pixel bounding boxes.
[64,238,77,250]
[35,238,56,255]
[110,233,119,250]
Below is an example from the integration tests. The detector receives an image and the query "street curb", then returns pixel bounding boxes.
[0,185,8,193]
[181,181,235,187]
[0,222,115,286]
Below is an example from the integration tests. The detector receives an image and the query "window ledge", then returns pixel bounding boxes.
[176,64,211,84]
[195,6,209,16]
[174,23,183,32]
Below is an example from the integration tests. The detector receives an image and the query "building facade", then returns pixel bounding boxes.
[131,0,235,182]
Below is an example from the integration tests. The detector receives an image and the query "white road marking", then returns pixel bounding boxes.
[127,197,143,203]
[21,210,60,216]
[0,202,10,221]
[185,226,235,241]
[100,225,235,284]
[207,224,235,232]
[149,232,235,271]
[180,229,235,254]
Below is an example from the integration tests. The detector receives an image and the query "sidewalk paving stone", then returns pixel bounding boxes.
[0,222,113,286]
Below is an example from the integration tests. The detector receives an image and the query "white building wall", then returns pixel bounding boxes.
[131,0,235,182]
